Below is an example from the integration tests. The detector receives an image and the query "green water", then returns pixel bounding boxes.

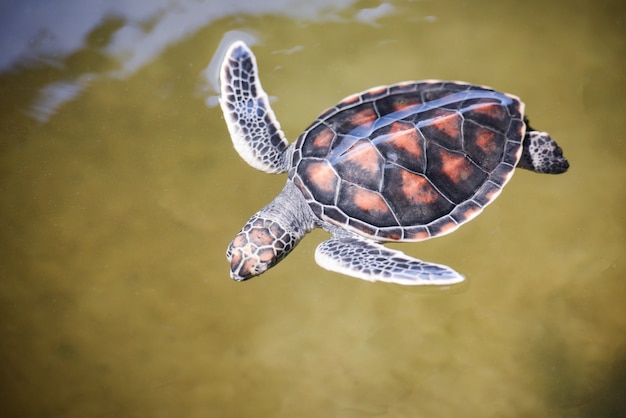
[1,0,624,416]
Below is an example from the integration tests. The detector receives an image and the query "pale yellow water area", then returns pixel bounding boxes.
[0,0,624,416]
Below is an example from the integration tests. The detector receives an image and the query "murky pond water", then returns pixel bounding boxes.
[1,0,624,416]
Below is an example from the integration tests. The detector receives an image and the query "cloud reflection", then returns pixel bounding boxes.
[0,0,401,122]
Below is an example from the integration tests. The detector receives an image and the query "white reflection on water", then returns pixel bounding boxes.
[355,3,395,26]
[25,77,89,122]
[1,0,405,122]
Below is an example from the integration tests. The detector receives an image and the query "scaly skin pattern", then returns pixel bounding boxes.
[315,235,464,285]
[219,41,289,173]
[219,40,570,285]
[227,214,298,280]
[226,182,315,281]
[518,131,569,174]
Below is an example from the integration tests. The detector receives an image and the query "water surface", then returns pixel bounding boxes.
[1,0,625,416]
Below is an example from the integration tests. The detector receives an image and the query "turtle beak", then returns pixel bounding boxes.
[226,242,251,281]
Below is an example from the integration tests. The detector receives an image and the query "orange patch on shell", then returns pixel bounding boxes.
[400,170,440,205]
[471,103,506,120]
[366,85,387,96]
[474,127,497,153]
[352,187,391,216]
[342,93,361,105]
[384,232,402,240]
[342,141,381,172]
[484,184,503,201]
[439,152,473,184]
[349,108,378,128]
[312,126,335,149]
[305,161,338,194]
[405,228,430,241]
[433,219,458,236]
[387,122,423,160]
[430,113,461,138]
[461,205,483,222]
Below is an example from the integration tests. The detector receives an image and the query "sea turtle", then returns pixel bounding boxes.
[219,41,569,285]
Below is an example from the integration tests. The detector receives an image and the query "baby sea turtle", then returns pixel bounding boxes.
[219,41,569,285]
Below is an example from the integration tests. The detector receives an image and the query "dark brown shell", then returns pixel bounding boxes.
[289,81,525,242]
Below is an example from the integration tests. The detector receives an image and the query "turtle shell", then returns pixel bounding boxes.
[289,80,526,242]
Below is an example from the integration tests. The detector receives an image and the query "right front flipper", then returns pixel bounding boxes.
[219,41,290,174]
[315,237,465,286]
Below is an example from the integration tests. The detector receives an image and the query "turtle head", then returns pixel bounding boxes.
[517,130,569,174]
[226,214,298,281]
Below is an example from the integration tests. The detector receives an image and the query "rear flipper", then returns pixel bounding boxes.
[315,237,465,285]
[517,130,569,174]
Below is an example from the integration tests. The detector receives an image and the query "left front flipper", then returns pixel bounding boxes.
[315,237,465,285]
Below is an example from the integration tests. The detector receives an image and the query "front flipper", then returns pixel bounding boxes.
[219,41,290,174]
[315,237,464,285]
